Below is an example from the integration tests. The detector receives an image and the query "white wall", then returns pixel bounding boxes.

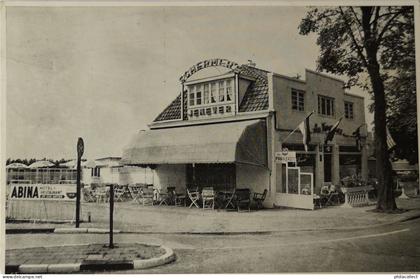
[236,164,271,207]
[153,164,186,192]
[118,166,154,185]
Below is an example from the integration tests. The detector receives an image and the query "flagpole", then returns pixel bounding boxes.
[281,110,314,146]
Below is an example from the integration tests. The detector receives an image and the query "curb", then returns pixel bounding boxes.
[6,210,420,235]
[6,243,175,274]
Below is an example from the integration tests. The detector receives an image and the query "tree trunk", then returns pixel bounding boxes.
[369,64,397,211]
[362,7,397,211]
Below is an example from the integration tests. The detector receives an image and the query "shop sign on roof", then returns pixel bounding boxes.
[180,58,239,83]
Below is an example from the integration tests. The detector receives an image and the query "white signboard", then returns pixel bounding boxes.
[8,184,77,201]
[275,149,297,164]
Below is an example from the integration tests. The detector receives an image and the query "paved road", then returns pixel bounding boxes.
[6,218,420,273]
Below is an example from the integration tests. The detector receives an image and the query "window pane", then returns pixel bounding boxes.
[326,99,331,115]
[219,81,225,102]
[226,80,232,101]
[211,83,217,103]
[318,96,321,113]
[204,84,209,104]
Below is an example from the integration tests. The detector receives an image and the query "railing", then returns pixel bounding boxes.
[341,185,375,207]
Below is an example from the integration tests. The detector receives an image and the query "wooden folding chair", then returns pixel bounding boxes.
[82,187,96,202]
[187,188,200,208]
[140,187,155,206]
[114,186,126,202]
[202,187,215,210]
[96,187,109,203]
[128,185,142,204]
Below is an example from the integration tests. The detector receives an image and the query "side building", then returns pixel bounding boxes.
[122,59,370,209]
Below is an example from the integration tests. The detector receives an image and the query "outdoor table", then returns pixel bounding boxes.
[217,189,236,209]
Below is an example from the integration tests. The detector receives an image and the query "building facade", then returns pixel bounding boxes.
[122,59,370,209]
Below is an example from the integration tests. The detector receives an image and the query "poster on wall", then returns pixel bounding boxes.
[8,184,77,201]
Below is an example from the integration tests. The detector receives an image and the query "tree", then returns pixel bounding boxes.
[299,6,414,212]
[381,8,417,164]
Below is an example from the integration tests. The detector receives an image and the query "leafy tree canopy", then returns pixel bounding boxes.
[299,6,417,164]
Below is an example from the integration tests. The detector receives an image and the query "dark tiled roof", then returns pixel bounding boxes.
[154,94,182,122]
[153,64,269,122]
[237,65,269,112]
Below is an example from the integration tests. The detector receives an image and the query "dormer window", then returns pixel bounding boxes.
[187,77,235,120]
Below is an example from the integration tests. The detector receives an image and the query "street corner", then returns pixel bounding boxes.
[5,242,176,274]
[132,243,176,270]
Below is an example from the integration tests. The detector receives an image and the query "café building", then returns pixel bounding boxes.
[122,59,370,209]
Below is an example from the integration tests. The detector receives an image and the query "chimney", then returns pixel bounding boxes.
[247,60,256,67]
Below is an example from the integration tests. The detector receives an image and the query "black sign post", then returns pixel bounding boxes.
[75,138,84,228]
[109,184,114,249]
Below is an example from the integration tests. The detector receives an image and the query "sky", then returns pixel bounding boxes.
[6,5,371,160]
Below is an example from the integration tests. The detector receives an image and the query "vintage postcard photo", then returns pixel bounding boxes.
[1,0,419,275]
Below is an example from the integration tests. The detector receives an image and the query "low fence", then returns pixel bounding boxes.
[6,200,80,222]
[6,182,80,222]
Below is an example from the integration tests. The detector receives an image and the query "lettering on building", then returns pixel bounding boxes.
[180,59,239,83]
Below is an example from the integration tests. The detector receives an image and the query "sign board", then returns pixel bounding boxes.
[77,137,84,159]
[8,184,77,201]
[275,148,297,164]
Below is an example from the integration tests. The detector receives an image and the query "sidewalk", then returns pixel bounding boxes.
[6,243,175,273]
[6,197,420,234]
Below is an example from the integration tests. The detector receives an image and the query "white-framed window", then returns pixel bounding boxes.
[91,167,101,177]
[189,86,195,106]
[203,84,209,104]
[196,84,202,105]
[291,89,305,111]
[226,80,232,101]
[344,101,354,119]
[218,81,225,102]
[318,95,335,116]
[210,82,217,103]
[187,78,235,119]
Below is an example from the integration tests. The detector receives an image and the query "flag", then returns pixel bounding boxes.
[386,126,396,150]
[298,112,313,151]
[352,124,366,151]
[324,117,343,145]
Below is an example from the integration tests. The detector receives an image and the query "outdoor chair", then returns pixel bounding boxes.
[157,188,170,206]
[320,184,340,207]
[235,188,251,212]
[114,186,126,202]
[128,185,142,204]
[202,187,215,210]
[140,187,155,206]
[96,187,109,203]
[174,189,186,207]
[187,188,200,208]
[82,187,96,203]
[325,184,340,206]
[252,189,267,209]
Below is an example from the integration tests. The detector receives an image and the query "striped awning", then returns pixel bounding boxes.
[121,120,267,166]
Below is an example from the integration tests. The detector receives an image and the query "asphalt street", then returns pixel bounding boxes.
[6,218,420,273]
